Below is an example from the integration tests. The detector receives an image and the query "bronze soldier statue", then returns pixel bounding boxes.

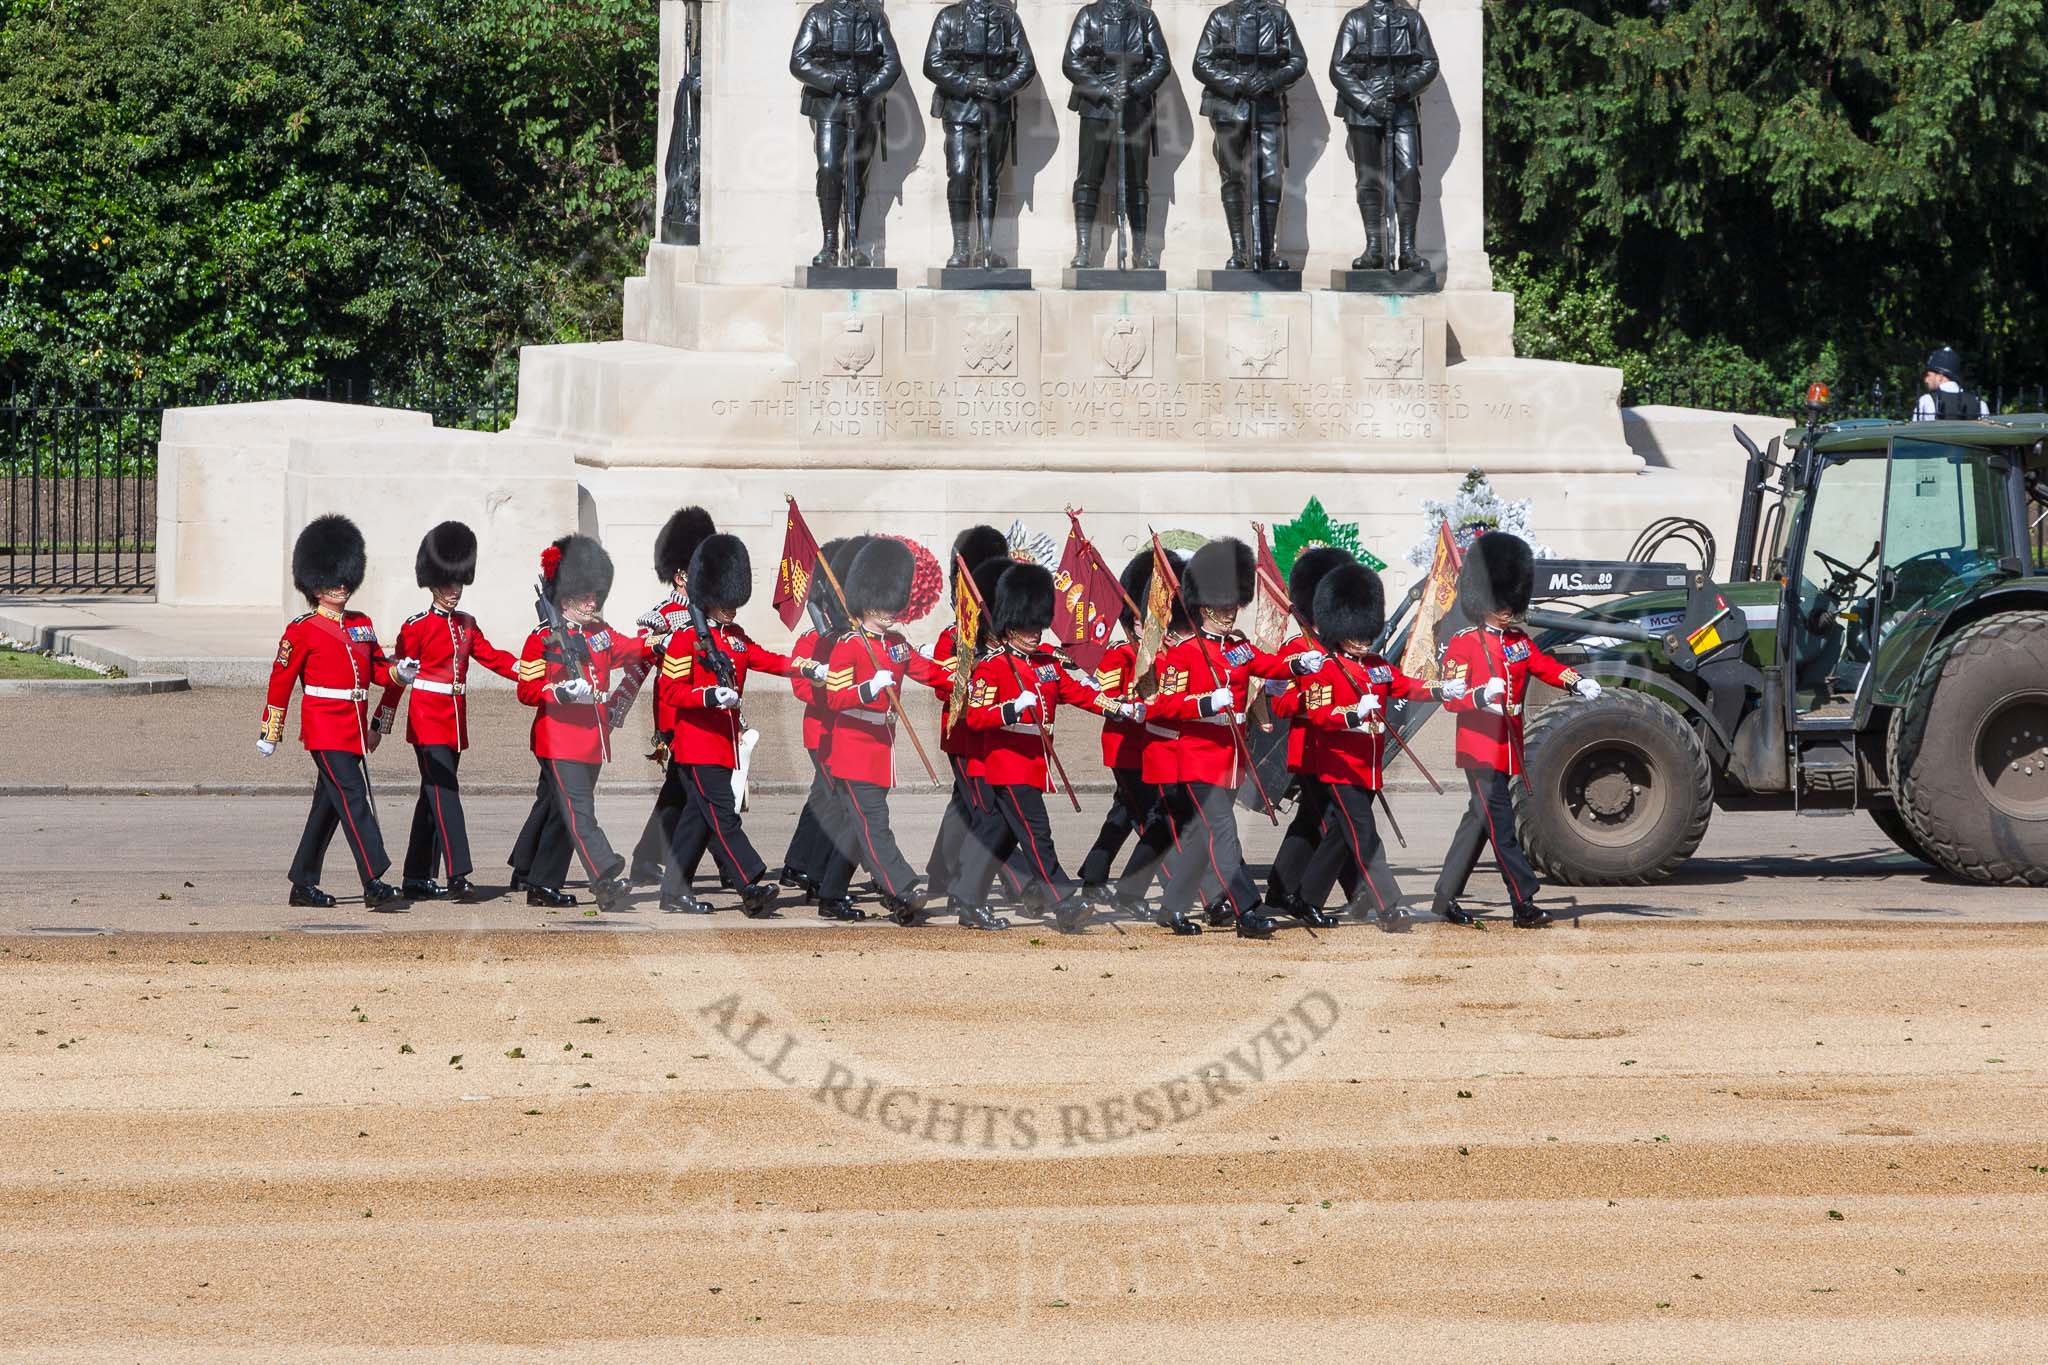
[1192,0,1307,273]
[925,0,1037,270]
[791,0,904,269]
[1062,0,1172,271]
[1331,0,1439,272]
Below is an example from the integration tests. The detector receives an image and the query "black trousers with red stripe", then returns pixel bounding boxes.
[1433,768,1541,912]
[291,749,391,889]
[781,749,834,879]
[1299,782,1406,912]
[530,759,626,891]
[404,744,472,881]
[663,761,766,898]
[929,756,1034,902]
[1159,781,1260,917]
[1266,775,1360,905]
[816,777,917,902]
[952,782,1075,906]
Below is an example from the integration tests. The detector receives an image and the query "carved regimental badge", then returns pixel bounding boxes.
[829,315,881,377]
[959,315,1019,378]
[1096,314,1152,378]
[1365,318,1426,380]
[1228,317,1290,378]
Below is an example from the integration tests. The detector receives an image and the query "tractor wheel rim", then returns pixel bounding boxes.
[1562,739,1668,848]
[1975,691,2048,821]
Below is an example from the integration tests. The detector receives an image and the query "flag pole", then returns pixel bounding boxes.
[957,552,1082,813]
[787,496,942,786]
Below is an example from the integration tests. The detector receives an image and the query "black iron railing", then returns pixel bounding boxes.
[1628,375,2048,421]
[2,378,514,595]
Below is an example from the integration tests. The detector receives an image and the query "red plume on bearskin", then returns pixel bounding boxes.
[540,544,564,581]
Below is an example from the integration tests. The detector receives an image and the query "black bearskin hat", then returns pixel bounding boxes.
[992,562,1055,640]
[687,533,752,614]
[950,525,1011,600]
[1312,562,1386,649]
[292,513,367,605]
[970,554,1011,646]
[1287,546,1353,630]
[1117,548,1155,635]
[845,537,914,617]
[654,506,716,584]
[1182,537,1255,612]
[543,533,615,608]
[414,520,478,589]
[817,535,867,628]
[1458,531,1534,619]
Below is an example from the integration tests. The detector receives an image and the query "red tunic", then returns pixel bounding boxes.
[791,628,828,753]
[1438,626,1582,774]
[608,592,692,723]
[914,624,982,759]
[821,627,916,787]
[1301,652,1430,789]
[262,608,401,754]
[372,606,520,751]
[1142,631,1294,787]
[513,621,656,764]
[1268,634,1320,773]
[1092,640,1145,771]
[962,645,1114,790]
[653,620,803,768]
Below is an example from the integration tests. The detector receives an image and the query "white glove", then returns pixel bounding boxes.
[803,660,828,683]
[255,738,277,758]
[709,686,740,709]
[1200,685,1235,717]
[1438,677,1468,702]
[1574,676,1603,701]
[1262,676,1290,698]
[393,657,420,685]
[636,608,668,633]
[1353,692,1383,718]
[1290,651,1327,675]
[1482,676,1508,704]
[1012,689,1039,717]
[1118,700,1146,724]
[554,677,595,705]
[859,669,896,702]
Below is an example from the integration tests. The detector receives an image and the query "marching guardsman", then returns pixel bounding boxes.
[1077,546,1186,909]
[260,514,416,909]
[652,533,822,916]
[780,535,860,899]
[1294,562,1428,926]
[1146,538,1325,938]
[1432,531,1599,928]
[370,521,520,903]
[925,0,1037,268]
[1062,0,1173,269]
[1264,546,1357,923]
[952,562,1140,931]
[626,506,718,888]
[814,537,928,922]
[919,525,1016,897]
[513,534,661,913]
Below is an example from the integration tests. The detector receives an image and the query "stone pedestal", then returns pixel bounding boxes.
[1331,267,1442,296]
[926,267,1035,292]
[1064,267,1168,293]
[797,266,898,291]
[1196,269,1305,294]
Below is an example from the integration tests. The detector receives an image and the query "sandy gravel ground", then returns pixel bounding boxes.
[4,916,2045,1361]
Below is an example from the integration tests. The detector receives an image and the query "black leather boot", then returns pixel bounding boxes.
[1158,909,1202,936]
[1395,200,1426,271]
[402,878,444,901]
[1221,188,1252,269]
[661,894,712,914]
[946,195,974,268]
[1071,195,1096,268]
[1259,197,1289,270]
[447,876,478,902]
[527,885,577,909]
[288,884,336,909]
[738,881,780,918]
[1234,903,1278,939]
[957,901,1011,931]
[1437,901,1475,926]
[1283,894,1339,929]
[1512,903,1553,929]
[817,898,868,922]
[363,881,405,911]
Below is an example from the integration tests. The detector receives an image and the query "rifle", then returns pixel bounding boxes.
[688,597,746,732]
[535,576,607,763]
[844,97,861,265]
[1149,527,1278,824]
[1112,31,1129,272]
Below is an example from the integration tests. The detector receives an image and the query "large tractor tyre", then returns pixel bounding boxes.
[1868,802,1937,867]
[1514,688,1714,885]
[1888,611,2048,886]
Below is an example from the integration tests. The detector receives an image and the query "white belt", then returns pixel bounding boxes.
[844,707,893,725]
[414,679,465,696]
[1185,713,1233,727]
[304,686,368,702]
[1143,723,1176,739]
[999,722,1042,736]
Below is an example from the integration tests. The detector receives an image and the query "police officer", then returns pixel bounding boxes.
[790,0,904,269]
[1330,0,1439,271]
[1913,347,1990,421]
[1192,0,1307,272]
[1062,0,1172,270]
[925,0,1037,269]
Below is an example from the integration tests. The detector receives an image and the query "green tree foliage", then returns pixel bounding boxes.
[1488,0,2048,408]
[0,0,654,393]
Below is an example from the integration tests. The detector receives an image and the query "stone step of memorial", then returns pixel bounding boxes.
[797,266,899,291]
[927,267,1035,292]
[1196,268,1305,293]
[1063,267,1168,293]
[1331,267,1443,296]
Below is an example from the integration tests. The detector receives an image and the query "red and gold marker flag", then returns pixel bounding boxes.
[1250,523,1293,652]
[1131,532,1178,698]
[772,497,822,630]
[947,555,981,731]
[1052,511,1122,672]
[1400,520,1465,680]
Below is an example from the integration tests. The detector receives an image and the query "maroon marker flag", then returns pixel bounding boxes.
[1052,511,1122,672]
[772,497,822,630]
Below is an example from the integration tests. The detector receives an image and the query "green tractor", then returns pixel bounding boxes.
[1389,409,2048,886]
